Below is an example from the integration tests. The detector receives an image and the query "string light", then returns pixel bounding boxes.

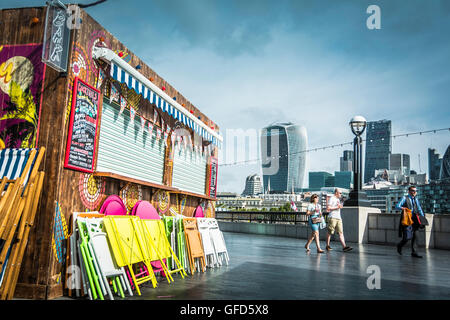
[219,127,450,167]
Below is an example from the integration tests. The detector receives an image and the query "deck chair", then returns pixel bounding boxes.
[197,218,218,268]
[68,212,104,297]
[182,218,206,274]
[163,216,176,270]
[139,219,186,283]
[208,218,229,266]
[102,216,157,296]
[175,216,189,273]
[99,195,127,216]
[0,148,46,299]
[84,218,133,300]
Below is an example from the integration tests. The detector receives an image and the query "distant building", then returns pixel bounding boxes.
[335,171,353,189]
[261,122,308,193]
[418,180,450,214]
[364,183,409,213]
[309,172,333,190]
[428,148,442,181]
[440,145,450,181]
[364,120,392,183]
[242,174,263,196]
[390,153,410,176]
[340,150,353,172]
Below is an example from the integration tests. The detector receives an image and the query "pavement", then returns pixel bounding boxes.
[123,232,450,300]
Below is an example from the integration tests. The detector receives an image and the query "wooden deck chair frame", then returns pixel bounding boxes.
[182,218,206,274]
[103,216,157,296]
[84,218,133,300]
[139,219,186,283]
[0,148,46,300]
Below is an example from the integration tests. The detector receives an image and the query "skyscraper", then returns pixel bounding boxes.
[309,172,333,190]
[440,145,450,181]
[261,122,307,193]
[428,148,443,181]
[242,174,263,196]
[390,153,410,176]
[364,120,392,183]
[340,150,353,172]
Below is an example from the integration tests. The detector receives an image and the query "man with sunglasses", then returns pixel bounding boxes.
[396,186,425,258]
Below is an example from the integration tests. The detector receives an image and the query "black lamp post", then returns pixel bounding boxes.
[344,116,372,207]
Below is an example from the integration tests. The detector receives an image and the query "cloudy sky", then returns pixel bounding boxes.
[3,0,449,193]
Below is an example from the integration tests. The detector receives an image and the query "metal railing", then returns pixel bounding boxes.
[215,211,311,225]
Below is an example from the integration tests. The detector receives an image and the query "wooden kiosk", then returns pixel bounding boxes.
[0,6,221,299]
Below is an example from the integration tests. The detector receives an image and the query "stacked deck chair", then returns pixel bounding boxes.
[134,201,186,283]
[182,218,206,274]
[0,148,46,300]
[103,215,157,296]
[175,216,189,273]
[208,218,229,266]
[197,218,218,268]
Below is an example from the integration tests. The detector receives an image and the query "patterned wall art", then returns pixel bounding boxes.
[156,189,170,215]
[205,201,215,218]
[0,44,46,148]
[78,173,106,210]
[120,182,142,212]
[52,202,69,264]
[88,30,110,78]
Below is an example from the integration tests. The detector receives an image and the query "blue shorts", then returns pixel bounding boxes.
[309,216,320,232]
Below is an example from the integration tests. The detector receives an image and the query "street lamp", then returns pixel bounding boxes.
[344,116,372,207]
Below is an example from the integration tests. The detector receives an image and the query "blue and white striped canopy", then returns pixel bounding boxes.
[110,62,220,148]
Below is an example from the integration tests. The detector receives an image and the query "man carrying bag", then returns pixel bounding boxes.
[396,186,428,258]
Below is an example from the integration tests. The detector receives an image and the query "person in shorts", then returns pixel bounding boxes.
[326,188,352,252]
[304,194,325,253]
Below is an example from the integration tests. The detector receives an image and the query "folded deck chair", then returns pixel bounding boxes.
[99,195,127,216]
[175,216,189,273]
[197,218,218,268]
[163,216,176,270]
[0,148,45,298]
[84,218,133,300]
[182,218,206,274]
[102,216,157,296]
[208,218,229,266]
[139,219,186,283]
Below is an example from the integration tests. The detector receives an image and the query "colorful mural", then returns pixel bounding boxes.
[78,173,106,210]
[0,44,46,148]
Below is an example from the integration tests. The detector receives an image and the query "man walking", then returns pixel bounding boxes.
[396,186,425,258]
[326,188,353,252]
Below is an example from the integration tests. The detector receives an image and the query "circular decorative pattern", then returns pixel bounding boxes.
[206,201,215,218]
[157,190,170,215]
[79,173,106,210]
[120,183,142,213]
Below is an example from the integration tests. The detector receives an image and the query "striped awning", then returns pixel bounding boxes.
[93,47,222,148]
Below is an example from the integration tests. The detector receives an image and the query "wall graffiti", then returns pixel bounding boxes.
[0,44,46,148]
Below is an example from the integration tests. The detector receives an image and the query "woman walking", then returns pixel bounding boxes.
[305,194,325,253]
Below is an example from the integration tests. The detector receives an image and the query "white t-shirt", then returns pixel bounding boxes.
[307,203,321,217]
[327,195,342,220]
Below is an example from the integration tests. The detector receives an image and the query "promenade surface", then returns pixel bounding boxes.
[124,232,450,300]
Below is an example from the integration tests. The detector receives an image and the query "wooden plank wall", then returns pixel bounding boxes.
[1,7,217,299]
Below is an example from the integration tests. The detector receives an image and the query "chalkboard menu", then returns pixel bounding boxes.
[64,77,101,173]
[208,156,218,198]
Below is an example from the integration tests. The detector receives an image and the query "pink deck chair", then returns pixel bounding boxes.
[99,195,127,216]
[194,205,204,218]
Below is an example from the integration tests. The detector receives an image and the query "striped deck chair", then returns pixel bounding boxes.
[0,148,37,192]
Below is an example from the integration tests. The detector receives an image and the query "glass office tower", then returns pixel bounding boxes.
[260,122,307,193]
[364,120,392,183]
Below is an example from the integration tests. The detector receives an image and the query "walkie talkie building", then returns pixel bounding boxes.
[260,122,307,193]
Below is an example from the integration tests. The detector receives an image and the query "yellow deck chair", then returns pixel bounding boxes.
[139,219,186,283]
[102,216,157,296]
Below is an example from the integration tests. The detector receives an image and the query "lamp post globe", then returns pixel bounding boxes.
[344,115,371,207]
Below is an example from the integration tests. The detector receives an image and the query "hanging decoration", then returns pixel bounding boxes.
[156,190,170,215]
[161,118,165,132]
[78,173,106,210]
[119,95,126,115]
[140,115,146,130]
[129,106,136,122]
[163,130,169,146]
[153,108,158,123]
[120,183,142,213]
[147,122,154,136]
[110,84,120,104]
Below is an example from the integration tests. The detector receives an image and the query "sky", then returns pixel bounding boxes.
[2,0,449,193]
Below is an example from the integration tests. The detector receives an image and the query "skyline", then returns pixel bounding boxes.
[1,0,449,193]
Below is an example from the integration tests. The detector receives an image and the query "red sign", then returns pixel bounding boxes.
[64,77,100,173]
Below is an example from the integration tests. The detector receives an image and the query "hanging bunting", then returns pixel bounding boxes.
[156,127,162,140]
[161,118,165,132]
[140,115,146,130]
[119,96,126,115]
[183,135,188,149]
[130,106,136,122]
[147,122,154,136]
[166,125,171,133]
[110,84,120,104]
[163,130,169,146]
[153,108,158,123]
